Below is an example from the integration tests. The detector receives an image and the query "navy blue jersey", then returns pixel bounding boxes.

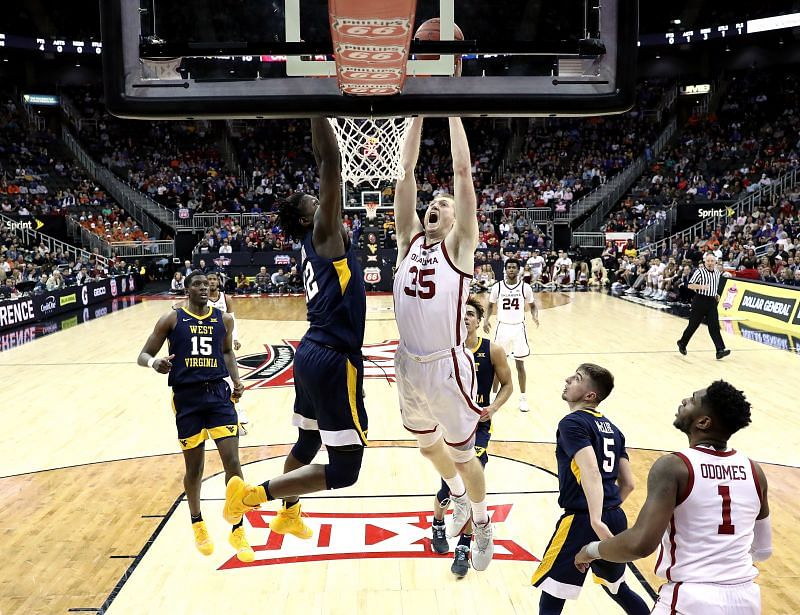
[167,306,229,387]
[471,337,494,408]
[555,409,629,511]
[301,231,366,353]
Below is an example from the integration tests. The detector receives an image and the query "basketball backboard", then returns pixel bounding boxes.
[101,0,637,119]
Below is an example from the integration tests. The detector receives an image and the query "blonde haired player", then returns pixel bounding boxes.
[484,257,539,412]
[392,117,494,571]
[576,381,771,614]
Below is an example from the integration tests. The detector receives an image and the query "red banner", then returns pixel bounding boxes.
[329,0,417,96]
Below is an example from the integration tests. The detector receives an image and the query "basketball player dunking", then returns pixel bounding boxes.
[393,117,495,571]
[484,257,539,412]
[223,118,368,536]
[138,270,254,562]
[430,297,513,577]
[576,380,772,614]
[205,271,249,428]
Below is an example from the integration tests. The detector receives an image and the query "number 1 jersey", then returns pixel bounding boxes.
[393,233,471,356]
[655,446,762,584]
[555,408,629,511]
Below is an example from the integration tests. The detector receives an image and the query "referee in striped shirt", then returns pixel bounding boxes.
[677,252,730,359]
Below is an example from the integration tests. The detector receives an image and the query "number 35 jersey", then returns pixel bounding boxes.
[393,233,471,356]
[301,230,366,354]
[655,446,762,585]
[168,306,229,386]
[555,408,629,511]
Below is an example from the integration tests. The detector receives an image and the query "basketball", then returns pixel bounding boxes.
[414,17,464,75]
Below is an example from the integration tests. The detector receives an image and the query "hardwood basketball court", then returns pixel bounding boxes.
[1,292,797,614]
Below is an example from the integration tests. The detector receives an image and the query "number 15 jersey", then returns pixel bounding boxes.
[393,233,471,356]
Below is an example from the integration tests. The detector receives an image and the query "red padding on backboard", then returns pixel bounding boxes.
[329,0,417,96]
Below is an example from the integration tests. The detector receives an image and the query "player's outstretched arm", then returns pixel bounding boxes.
[484,282,498,333]
[575,453,684,570]
[222,312,244,401]
[311,118,345,256]
[482,342,513,421]
[617,456,635,503]
[751,460,772,561]
[573,446,613,540]
[448,117,478,257]
[137,311,177,374]
[394,117,424,259]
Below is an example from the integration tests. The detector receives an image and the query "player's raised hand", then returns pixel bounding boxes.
[154,354,175,374]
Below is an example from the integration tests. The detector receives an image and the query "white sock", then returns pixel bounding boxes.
[471,499,489,524]
[443,474,466,498]
[519,393,526,400]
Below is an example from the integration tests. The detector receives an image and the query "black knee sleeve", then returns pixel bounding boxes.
[324,446,364,490]
[290,428,322,465]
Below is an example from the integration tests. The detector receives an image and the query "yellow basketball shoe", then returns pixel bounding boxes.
[192,521,214,556]
[228,526,256,563]
[223,476,262,525]
[269,502,313,539]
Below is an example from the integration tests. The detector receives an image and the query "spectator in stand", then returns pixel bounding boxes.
[170,271,186,295]
[255,266,270,293]
[271,268,288,293]
[75,266,93,286]
[219,239,233,254]
[47,270,65,290]
[735,259,760,280]
[236,273,254,295]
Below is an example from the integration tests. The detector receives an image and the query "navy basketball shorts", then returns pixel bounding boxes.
[532,507,629,600]
[474,419,492,465]
[291,339,369,448]
[171,379,238,451]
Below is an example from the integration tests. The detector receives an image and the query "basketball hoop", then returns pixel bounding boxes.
[364,201,380,222]
[328,117,414,189]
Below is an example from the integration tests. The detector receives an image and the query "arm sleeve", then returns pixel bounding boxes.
[750,516,772,562]
[558,416,592,459]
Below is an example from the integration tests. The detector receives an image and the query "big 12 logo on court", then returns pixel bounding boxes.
[238,339,399,388]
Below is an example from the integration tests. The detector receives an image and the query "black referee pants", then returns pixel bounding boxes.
[679,295,725,351]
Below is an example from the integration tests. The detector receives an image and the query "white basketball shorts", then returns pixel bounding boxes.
[652,581,760,615]
[395,343,482,447]
[494,322,530,359]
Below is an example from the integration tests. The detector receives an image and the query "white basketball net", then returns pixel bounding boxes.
[328,117,414,189]
[364,201,380,221]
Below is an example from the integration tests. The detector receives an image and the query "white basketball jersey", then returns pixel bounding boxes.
[656,447,762,585]
[489,280,533,324]
[393,233,471,355]
[207,291,228,312]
